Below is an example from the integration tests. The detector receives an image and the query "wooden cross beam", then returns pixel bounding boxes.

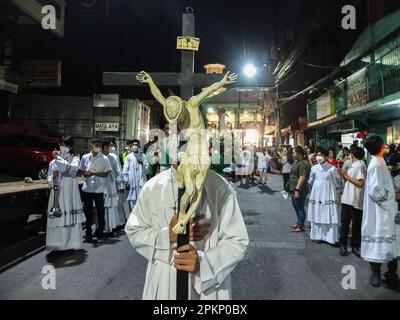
[103,14,274,100]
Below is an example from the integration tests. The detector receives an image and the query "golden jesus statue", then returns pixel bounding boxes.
[136,71,238,235]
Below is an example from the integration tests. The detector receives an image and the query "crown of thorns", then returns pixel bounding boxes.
[165,96,184,122]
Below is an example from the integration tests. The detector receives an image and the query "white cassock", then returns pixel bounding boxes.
[361,156,399,263]
[104,154,120,233]
[125,168,249,300]
[109,152,128,226]
[122,152,148,210]
[46,154,86,251]
[308,162,341,244]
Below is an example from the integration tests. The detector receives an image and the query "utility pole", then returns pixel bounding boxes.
[274,85,281,146]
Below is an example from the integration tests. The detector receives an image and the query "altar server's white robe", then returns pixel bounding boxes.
[125,168,249,300]
[308,163,341,244]
[46,154,86,251]
[104,154,120,232]
[361,156,399,263]
[122,152,148,210]
[109,152,128,226]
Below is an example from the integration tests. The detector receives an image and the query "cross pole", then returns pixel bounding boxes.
[103,8,274,300]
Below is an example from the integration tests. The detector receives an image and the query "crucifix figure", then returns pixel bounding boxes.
[105,8,258,301]
[136,71,237,235]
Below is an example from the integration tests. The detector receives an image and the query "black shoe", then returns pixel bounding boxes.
[46,251,61,263]
[370,273,381,287]
[84,233,93,243]
[339,245,348,257]
[352,247,361,258]
[383,271,400,290]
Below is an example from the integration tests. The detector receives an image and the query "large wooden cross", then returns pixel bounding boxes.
[103,8,274,300]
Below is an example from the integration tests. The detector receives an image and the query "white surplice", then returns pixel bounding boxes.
[361,156,399,263]
[125,168,249,300]
[46,154,86,251]
[104,153,120,233]
[308,162,341,244]
[122,152,148,209]
[109,152,128,226]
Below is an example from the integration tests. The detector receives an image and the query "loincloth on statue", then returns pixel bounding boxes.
[179,153,211,167]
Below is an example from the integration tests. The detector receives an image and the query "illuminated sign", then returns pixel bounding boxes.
[95,122,119,132]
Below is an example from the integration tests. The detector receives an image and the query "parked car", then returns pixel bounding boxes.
[0,134,59,180]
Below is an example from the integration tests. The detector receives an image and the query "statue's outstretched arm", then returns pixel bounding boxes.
[136,71,166,106]
[189,72,238,106]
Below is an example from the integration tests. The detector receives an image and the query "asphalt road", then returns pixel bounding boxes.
[0,174,399,300]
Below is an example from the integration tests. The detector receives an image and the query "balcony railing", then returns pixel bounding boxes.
[307,37,400,123]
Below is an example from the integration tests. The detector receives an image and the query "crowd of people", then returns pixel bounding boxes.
[44,131,399,291]
[45,135,149,261]
[285,138,400,290]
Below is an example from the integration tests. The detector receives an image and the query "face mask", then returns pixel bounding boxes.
[110,147,116,153]
[316,156,325,164]
[132,146,139,153]
[93,147,101,153]
[60,146,70,155]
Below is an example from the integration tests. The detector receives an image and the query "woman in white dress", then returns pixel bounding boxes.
[256,147,271,185]
[102,139,120,238]
[46,136,86,260]
[308,147,342,245]
[236,146,252,185]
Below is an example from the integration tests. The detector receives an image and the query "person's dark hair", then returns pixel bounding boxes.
[59,135,74,147]
[102,138,111,149]
[287,148,295,165]
[389,143,397,154]
[133,139,140,145]
[337,144,343,150]
[318,147,329,157]
[294,146,305,158]
[104,136,117,145]
[351,147,365,160]
[364,135,384,156]
[90,137,102,145]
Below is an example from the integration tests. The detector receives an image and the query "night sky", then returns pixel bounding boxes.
[14,0,357,97]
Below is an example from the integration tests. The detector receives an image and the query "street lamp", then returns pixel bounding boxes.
[243,64,257,78]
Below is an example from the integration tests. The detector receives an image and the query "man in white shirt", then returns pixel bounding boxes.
[337,147,366,258]
[79,137,112,242]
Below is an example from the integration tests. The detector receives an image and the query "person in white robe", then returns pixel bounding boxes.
[125,167,249,300]
[236,147,252,185]
[361,136,399,289]
[256,147,271,185]
[46,136,86,260]
[108,137,128,228]
[122,139,148,211]
[101,139,120,237]
[308,148,341,245]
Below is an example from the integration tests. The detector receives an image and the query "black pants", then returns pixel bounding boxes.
[370,260,398,275]
[339,204,363,248]
[282,173,290,190]
[82,192,105,237]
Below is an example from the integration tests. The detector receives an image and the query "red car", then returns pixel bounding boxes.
[0,134,59,180]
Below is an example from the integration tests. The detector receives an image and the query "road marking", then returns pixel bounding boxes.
[249,240,305,250]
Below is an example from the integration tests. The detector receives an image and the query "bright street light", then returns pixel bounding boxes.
[243,64,257,78]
